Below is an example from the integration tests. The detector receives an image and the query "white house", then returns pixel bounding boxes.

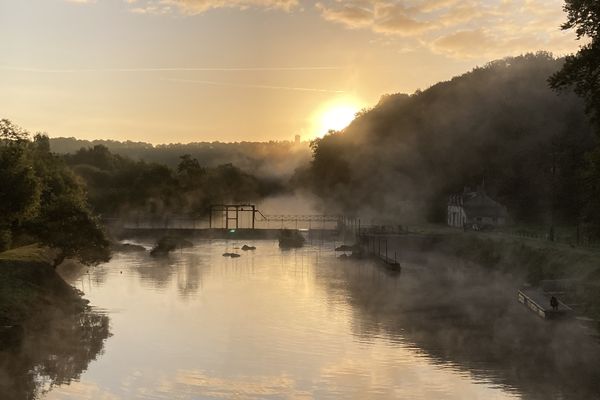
[447,187,508,228]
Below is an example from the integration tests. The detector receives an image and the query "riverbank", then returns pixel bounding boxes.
[388,229,600,325]
[0,244,88,331]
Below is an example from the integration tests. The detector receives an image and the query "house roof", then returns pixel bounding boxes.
[462,191,508,219]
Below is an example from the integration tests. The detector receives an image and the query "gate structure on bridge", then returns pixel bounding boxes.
[117,204,349,232]
[209,204,267,229]
[208,204,344,230]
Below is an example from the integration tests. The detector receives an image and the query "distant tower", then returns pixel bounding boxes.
[294,134,301,145]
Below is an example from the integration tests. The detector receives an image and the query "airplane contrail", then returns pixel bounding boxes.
[0,65,345,73]
[163,77,346,93]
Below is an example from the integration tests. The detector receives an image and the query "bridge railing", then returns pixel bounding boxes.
[102,214,344,230]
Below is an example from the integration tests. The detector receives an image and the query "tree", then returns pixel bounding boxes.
[26,135,110,264]
[0,122,39,250]
[549,0,600,125]
[549,1,600,238]
[0,119,28,142]
[177,154,206,189]
[28,196,110,265]
[0,120,109,263]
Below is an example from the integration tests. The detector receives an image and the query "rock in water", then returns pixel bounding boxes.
[150,236,193,257]
[278,229,305,249]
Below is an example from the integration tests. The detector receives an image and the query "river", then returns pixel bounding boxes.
[13,239,600,399]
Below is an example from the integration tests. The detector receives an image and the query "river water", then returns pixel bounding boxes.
[13,239,600,399]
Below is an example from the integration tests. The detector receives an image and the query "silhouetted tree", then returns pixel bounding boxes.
[0,121,109,263]
[549,1,600,238]
[549,0,600,125]
[0,124,39,250]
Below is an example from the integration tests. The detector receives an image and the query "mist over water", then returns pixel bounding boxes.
[22,240,600,400]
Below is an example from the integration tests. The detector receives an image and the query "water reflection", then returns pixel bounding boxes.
[30,240,600,399]
[317,257,600,399]
[0,308,110,400]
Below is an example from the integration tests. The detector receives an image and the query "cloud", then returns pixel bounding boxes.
[316,2,433,35]
[315,0,579,59]
[432,29,496,57]
[87,0,580,60]
[316,2,373,28]
[372,3,432,35]
[129,0,298,15]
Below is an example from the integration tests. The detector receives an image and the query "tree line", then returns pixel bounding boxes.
[0,121,286,264]
[63,144,285,217]
[299,53,596,232]
[0,120,109,264]
[301,0,600,237]
[50,135,311,180]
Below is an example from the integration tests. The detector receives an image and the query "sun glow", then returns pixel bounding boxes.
[313,99,362,137]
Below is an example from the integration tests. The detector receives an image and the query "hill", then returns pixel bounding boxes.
[303,53,596,226]
[49,138,311,179]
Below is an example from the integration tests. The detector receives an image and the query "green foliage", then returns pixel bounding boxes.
[549,0,600,125]
[0,120,109,263]
[65,146,281,217]
[580,147,600,237]
[0,144,40,226]
[0,229,11,252]
[558,0,600,39]
[177,154,206,189]
[0,119,29,142]
[50,136,311,179]
[26,197,109,265]
[307,131,352,200]
[0,121,40,250]
[303,54,594,225]
[548,1,600,236]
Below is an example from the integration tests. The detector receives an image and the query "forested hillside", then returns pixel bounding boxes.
[302,53,596,228]
[63,145,285,217]
[50,138,311,179]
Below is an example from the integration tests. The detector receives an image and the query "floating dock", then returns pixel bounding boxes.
[518,288,573,320]
[372,254,401,272]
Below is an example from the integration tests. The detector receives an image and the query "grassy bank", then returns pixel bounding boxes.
[397,229,600,322]
[0,245,111,399]
[0,245,87,327]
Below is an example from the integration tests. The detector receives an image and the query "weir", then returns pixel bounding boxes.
[104,204,356,239]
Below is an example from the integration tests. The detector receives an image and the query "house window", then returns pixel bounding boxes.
[476,217,482,222]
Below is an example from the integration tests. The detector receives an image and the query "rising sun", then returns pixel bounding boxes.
[313,99,362,137]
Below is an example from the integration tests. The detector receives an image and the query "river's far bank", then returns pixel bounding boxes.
[386,229,600,327]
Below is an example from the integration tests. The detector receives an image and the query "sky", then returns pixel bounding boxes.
[0,0,581,143]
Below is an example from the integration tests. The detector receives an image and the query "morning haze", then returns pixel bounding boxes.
[0,0,576,143]
[2,0,600,399]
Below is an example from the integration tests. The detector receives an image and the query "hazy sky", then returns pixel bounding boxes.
[0,0,580,143]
